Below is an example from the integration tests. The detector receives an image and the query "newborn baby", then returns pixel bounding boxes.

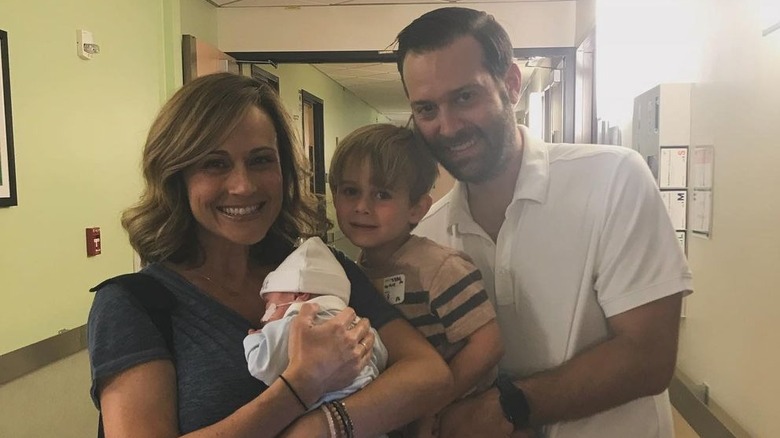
[243,237,388,409]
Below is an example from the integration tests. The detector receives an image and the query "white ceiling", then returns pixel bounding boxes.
[313,63,410,123]
[209,0,564,123]
[313,61,542,124]
[208,0,566,7]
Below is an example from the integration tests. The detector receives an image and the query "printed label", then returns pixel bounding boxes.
[383,274,406,304]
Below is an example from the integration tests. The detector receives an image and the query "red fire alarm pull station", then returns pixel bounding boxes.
[86,227,101,256]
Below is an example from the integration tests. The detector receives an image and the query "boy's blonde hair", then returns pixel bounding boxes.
[328,123,439,203]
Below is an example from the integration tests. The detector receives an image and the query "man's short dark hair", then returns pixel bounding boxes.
[395,7,514,84]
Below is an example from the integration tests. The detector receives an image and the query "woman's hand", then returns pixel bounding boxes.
[284,303,374,406]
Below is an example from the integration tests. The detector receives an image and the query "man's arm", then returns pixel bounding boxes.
[518,292,683,426]
[513,152,690,428]
[438,292,684,437]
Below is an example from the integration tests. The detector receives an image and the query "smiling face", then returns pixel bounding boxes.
[333,160,429,263]
[183,106,283,251]
[402,35,522,183]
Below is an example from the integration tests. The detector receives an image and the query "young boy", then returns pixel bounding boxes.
[243,236,388,409]
[329,123,504,436]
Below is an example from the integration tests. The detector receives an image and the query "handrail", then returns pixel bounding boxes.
[0,325,87,385]
[670,369,751,438]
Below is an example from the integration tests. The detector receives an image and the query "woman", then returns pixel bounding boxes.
[87,73,451,437]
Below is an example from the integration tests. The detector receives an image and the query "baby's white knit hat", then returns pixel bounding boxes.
[260,237,351,303]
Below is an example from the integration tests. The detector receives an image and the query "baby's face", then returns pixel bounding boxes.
[263,292,297,306]
[261,292,297,323]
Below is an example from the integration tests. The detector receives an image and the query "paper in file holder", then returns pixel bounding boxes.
[658,146,688,189]
[691,145,714,238]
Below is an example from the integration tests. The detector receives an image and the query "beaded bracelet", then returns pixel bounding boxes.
[328,402,347,438]
[320,404,337,438]
[332,401,355,438]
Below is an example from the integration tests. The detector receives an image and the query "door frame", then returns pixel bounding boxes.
[227,48,579,143]
[300,90,325,197]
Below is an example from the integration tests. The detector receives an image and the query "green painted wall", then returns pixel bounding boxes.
[181,0,218,46]
[264,64,389,166]
[0,0,177,355]
[163,0,184,96]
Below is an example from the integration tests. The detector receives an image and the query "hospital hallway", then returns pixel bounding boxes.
[1,0,779,436]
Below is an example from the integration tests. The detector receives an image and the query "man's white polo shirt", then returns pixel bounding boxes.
[414,126,693,438]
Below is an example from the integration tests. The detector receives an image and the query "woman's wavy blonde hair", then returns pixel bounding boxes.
[122,73,329,266]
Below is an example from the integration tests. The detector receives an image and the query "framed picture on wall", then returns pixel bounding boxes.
[0,29,18,207]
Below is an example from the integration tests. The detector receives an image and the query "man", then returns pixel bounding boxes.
[397,7,692,438]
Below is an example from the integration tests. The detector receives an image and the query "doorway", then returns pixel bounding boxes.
[300,90,326,215]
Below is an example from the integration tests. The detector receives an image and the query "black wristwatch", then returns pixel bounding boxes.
[496,375,531,430]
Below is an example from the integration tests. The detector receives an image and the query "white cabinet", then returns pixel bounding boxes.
[632,83,692,253]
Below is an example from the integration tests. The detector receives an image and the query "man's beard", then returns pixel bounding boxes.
[423,104,517,184]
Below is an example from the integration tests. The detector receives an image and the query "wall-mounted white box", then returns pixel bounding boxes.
[632,83,692,155]
[632,83,692,251]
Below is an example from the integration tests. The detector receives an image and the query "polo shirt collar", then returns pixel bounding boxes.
[446,125,551,231]
[512,125,550,204]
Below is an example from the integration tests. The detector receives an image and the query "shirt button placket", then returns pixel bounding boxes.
[494,225,515,306]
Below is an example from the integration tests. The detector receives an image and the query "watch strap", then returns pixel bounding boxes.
[496,375,531,430]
